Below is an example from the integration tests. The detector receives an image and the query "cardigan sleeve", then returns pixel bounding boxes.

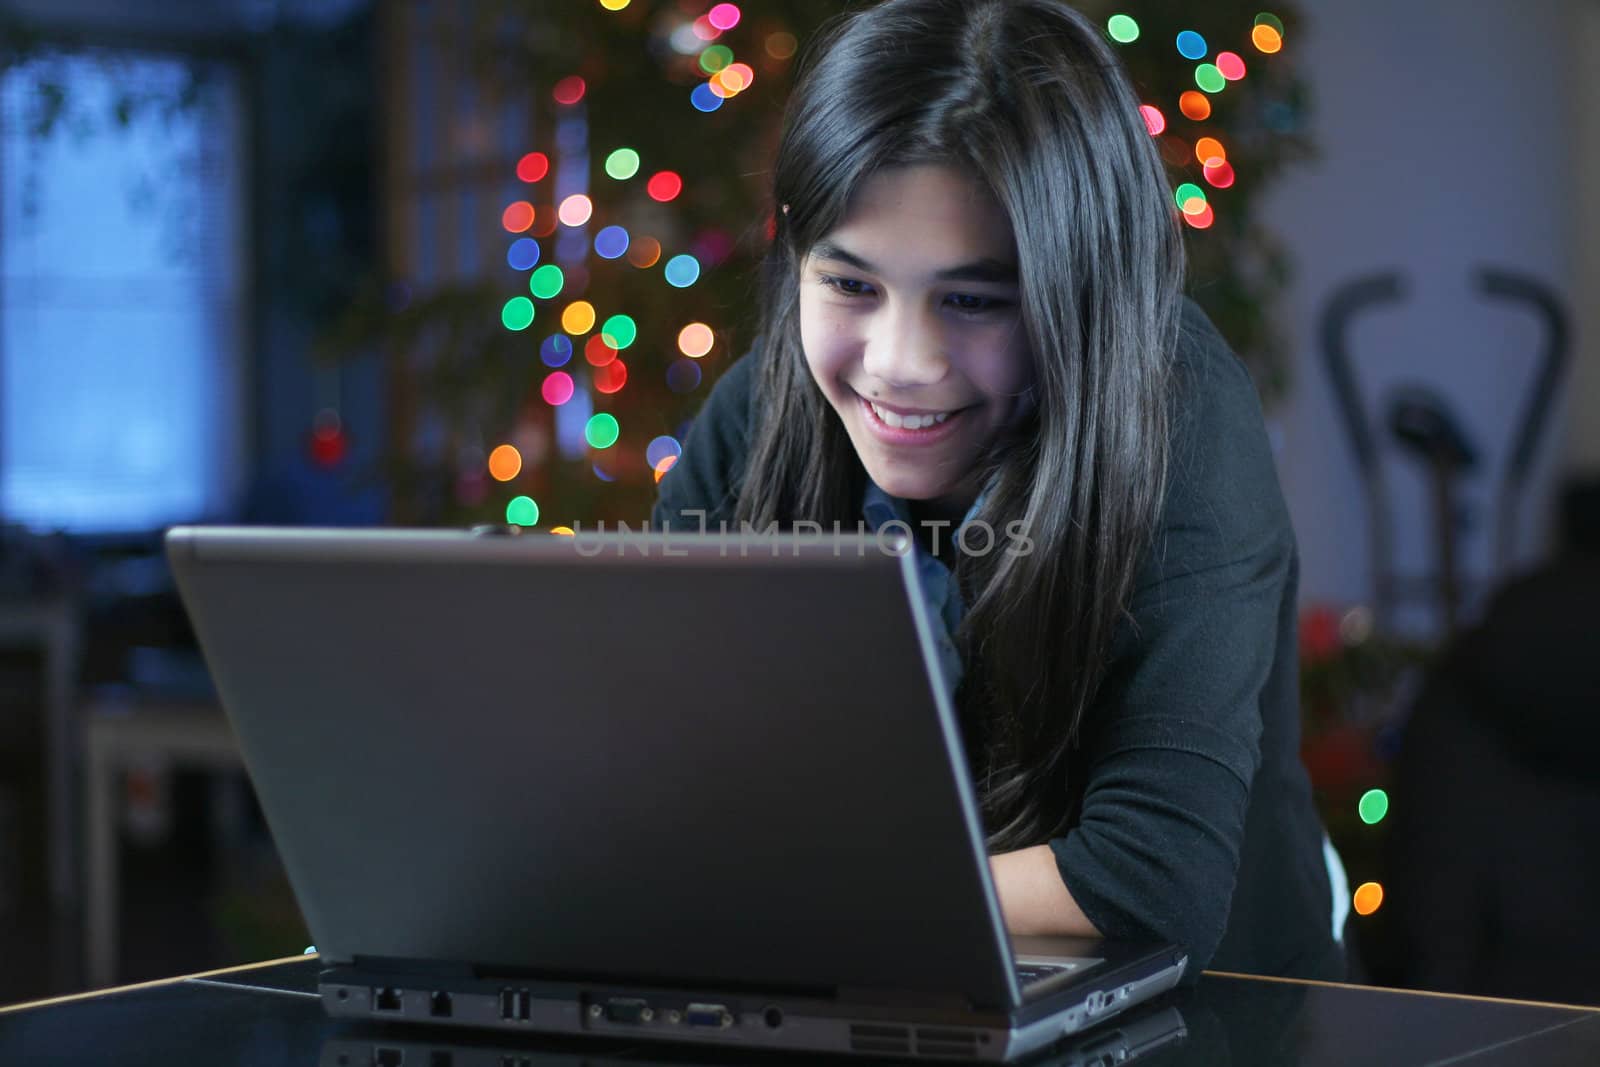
[1048,305,1296,973]
[650,348,759,531]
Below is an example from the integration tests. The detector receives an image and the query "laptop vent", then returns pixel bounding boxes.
[915,1026,981,1059]
[849,1023,911,1055]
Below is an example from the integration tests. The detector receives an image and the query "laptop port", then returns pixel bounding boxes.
[685,1003,733,1029]
[763,1006,784,1029]
[603,997,654,1024]
[375,987,403,1013]
[430,991,453,1017]
[375,1048,403,1067]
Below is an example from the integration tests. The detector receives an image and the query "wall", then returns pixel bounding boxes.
[1260,0,1582,635]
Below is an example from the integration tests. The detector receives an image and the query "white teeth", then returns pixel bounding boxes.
[870,401,951,430]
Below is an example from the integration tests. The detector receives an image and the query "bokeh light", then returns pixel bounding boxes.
[1179,91,1211,121]
[721,63,754,92]
[765,32,797,59]
[585,413,620,449]
[1176,30,1208,60]
[647,171,683,202]
[600,314,637,349]
[594,225,629,260]
[1195,137,1226,165]
[1203,160,1236,188]
[626,235,663,268]
[666,358,702,393]
[1252,24,1283,53]
[1254,12,1286,34]
[1139,105,1165,136]
[1174,183,1208,212]
[507,238,540,271]
[677,322,714,358]
[541,371,575,406]
[502,296,535,331]
[488,444,522,482]
[558,195,593,227]
[604,147,640,180]
[599,0,630,10]
[646,435,683,471]
[562,301,596,335]
[506,496,540,527]
[699,44,734,74]
[1353,882,1384,916]
[551,526,574,536]
[654,455,678,483]
[552,76,586,106]
[585,335,619,367]
[1107,14,1139,43]
[1216,51,1247,81]
[1183,202,1215,229]
[1195,64,1226,93]
[1359,789,1390,825]
[692,14,719,41]
[516,152,550,183]
[690,83,724,112]
[664,254,701,288]
[501,201,535,233]
[708,3,740,30]
[594,360,628,395]
[540,334,573,368]
[530,264,565,300]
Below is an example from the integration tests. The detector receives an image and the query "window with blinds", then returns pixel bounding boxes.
[0,52,246,535]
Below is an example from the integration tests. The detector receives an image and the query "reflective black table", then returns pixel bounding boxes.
[1,957,1597,1066]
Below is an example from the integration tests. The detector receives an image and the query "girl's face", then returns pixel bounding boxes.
[798,164,1033,520]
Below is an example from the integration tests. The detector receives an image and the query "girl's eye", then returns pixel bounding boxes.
[947,293,1010,315]
[818,274,873,297]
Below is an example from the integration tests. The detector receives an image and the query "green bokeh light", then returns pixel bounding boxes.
[585,413,620,450]
[600,314,638,350]
[1195,63,1227,93]
[604,147,640,181]
[501,296,535,331]
[1174,183,1207,209]
[1254,12,1285,34]
[1107,14,1139,43]
[699,45,734,74]
[506,496,540,527]
[530,264,565,300]
[1358,788,1389,825]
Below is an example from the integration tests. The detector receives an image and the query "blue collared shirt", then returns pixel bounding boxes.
[860,476,994,703]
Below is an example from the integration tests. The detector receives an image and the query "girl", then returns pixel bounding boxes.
[653,0,1347,982]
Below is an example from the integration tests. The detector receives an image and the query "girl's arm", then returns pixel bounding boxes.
[989,845,1102,936]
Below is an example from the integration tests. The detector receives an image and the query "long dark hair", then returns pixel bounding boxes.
[737,0,1185,850]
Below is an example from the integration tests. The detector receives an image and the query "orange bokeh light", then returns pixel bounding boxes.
[1178,91,1211,121]
[1252,25,1283,54]
[487,444,522,482]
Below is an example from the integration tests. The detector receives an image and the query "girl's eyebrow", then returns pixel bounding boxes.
[810,239,1019,284]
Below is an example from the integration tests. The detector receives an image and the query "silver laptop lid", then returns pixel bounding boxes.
[166,527,1021,1008]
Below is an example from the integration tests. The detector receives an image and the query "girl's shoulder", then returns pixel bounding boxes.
[1161,298,1292,540]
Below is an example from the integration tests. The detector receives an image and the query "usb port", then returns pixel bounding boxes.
[514,989,531,1021]
[430,991,453,1017]
[375,987,403,1013]
[685,1003,733,1029]
[498,988,516,1020]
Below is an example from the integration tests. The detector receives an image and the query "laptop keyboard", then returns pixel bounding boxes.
[1015,962,1074,986]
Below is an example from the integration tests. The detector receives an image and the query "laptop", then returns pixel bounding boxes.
[166,525,1186,1061]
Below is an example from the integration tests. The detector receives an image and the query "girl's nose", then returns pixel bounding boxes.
[860,307,949,388]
